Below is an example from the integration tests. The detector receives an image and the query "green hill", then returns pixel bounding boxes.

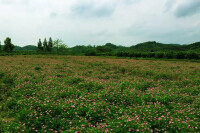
[130,41,186,52]
[182,42,200,51]
[14,45,37,51]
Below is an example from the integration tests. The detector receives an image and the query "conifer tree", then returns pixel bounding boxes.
[43,38,48,51]
[37,38,43,51]
[47,37,53,52]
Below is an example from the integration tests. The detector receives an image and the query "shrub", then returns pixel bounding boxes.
[35,67,42,71]
[155,52,164,58]
[176,52,186,59]
[164,52,175,59]
[186,52,199,59]
[85,50,96,56]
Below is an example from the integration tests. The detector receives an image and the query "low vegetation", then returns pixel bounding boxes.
[0,55,199,132]
[0,72,15,132]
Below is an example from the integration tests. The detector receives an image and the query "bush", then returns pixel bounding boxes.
[186,52,199,59]
[35,67,42,71]
[164,52,175,59]
[147,52,155,58]
[155,52,164,58]
[85,50,96,56]
[176,52,186,59]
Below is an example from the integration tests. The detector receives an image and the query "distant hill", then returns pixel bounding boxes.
[14,45,37,51]
[130,41,186,52]
[182,42,200,51]
[1,41,200,53]
[70,41,200,53]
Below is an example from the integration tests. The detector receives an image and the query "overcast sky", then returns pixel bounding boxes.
[0,0,200,47]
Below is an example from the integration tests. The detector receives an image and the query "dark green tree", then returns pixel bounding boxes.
[37,39,43,51]
[47,37,53,52]
[176,52,185,59]
[3,37,15,52]
[0,41,1,51]
[43,38,48,51]
[186,52,199,59]
[96,46,111,53]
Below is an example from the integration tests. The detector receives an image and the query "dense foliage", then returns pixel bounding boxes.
[116,51,199,60]
[0,55,199,132]
[0,38,200,61]
[3,37,15,52]
[0,41,1,51]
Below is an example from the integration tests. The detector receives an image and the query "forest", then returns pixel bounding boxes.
[0,37,200,60]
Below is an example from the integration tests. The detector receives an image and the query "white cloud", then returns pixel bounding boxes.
[0,0,199,47]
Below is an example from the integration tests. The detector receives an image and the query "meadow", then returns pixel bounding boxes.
[0,55,200,132]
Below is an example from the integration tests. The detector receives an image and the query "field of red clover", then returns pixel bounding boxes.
[0,55,199,132]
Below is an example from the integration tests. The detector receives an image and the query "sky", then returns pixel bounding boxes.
[0,0,200,47]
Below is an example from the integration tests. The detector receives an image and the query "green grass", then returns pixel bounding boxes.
[0,72,16,132]
[0,55,200,132]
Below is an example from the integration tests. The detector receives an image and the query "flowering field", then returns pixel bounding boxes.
[0,55,200,132]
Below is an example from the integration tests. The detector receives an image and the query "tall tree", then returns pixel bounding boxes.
[37,38,43,51]
[53,39,68,54]
[47,37,53,52]
[0,41,1,51]
[43,38,48,51]
[3,37,15,52]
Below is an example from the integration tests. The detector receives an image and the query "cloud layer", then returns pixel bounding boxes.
[0,0,199,47]
[174,1,200,17]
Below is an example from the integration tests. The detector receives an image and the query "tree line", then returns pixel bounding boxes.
[0,37,68,54]
[115,51,199,60]
[0,37,200,60]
